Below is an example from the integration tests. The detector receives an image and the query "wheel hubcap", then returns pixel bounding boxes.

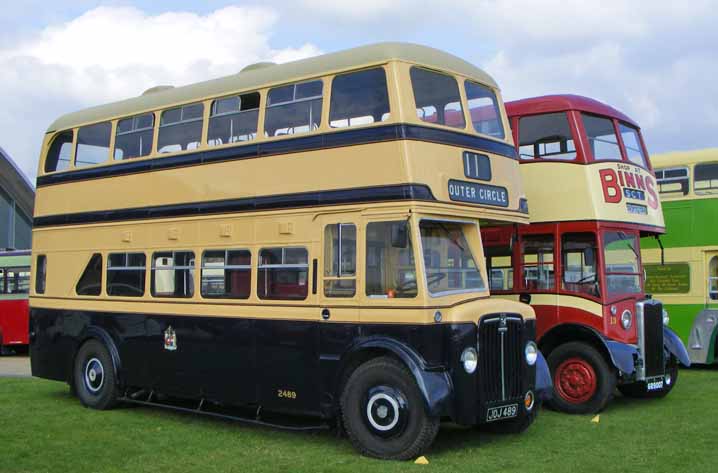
[364,386,408,437]
[555,357,597,404]
[84,357,105,394]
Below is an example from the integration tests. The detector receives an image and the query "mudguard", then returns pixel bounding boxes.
[80,326,123,387]
[604,340,638,375]
[663,327,691,367]
[535,351,553,401]
[342,337,452,417]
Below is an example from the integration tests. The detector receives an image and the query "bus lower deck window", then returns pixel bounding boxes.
[201,249,251,299]
[521,235,555,290]
[107,253,146,297]
[258,247,309,300]
[35,255,47,294]
[76,253,103,296]
[151,251,195,298]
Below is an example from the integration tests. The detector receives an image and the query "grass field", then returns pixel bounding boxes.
[1,369,717,473]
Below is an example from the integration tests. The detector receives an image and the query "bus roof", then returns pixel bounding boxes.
[47,42,499,133]
[506,94,639,128]
[651,148,718,168]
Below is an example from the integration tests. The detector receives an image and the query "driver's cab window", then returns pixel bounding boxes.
[521,235,555,290]
[518,113,576,161]
[562,233,599,297]
[366,221,417,298]
[709,256,718,301]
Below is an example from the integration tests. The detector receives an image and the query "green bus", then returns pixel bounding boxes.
[642,148,718,364]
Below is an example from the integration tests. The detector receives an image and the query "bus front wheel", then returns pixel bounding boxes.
[340,356,439,461]
[73,339,119,410]
[547,342,616,414]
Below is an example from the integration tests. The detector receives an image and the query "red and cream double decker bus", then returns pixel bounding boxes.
[0,250,31,354]
[481,95,690,414]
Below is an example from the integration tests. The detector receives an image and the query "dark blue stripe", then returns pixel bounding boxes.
[36,124,516,187]
[33,184,436,228]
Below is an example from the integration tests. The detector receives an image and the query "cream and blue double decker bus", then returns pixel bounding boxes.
[29,43,550,460]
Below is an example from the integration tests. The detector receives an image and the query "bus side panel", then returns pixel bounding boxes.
[0,299,29,346]
[30,308,81,383]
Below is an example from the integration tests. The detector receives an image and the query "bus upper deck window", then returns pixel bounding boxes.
[208,92,260,146]
[410,67,465,129]
[583,114,621,161]
[694,162,718,195]
[464,81,504,139]
[44,131,74,173]
[264,80,323,137]
[619,123,647,167]
[518,113,576,161]
[115,113,154,160]
[329,68,390,128]
[75,122,112,168]
[158,103,204,153]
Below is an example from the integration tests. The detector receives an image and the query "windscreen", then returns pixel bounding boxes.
[419,221,485,295]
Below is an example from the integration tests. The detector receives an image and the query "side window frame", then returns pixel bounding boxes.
[157,102,206,154]
[150,251,196,299]
[35,255,47,294]
[44,130,76,174]
[200,249,252,299]
[519,233,556,292]
[323,223,357,298]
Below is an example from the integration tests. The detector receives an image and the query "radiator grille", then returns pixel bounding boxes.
[478,314,523,402]
[642,302,665,378]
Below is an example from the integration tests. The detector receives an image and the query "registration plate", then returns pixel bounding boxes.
[486,403,518,422]
[646,377,664,391]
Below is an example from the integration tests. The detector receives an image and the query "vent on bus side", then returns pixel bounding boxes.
[141,85,175,96]
[240,62,276,73]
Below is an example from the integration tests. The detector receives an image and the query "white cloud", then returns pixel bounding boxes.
[0,5,321,181]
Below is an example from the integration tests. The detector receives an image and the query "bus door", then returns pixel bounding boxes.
[706,253,718,305]
[317,218,360,407]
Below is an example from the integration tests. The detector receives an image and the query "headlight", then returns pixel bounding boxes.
[525,341,538,366]
[461,347,478,374]
[663,309,670,326]
[621,310,633,330]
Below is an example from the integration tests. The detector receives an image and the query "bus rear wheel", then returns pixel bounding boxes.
[618,356,679,399]
[547,342,615,414]
[340,356,439,461]
[73,339,119,410]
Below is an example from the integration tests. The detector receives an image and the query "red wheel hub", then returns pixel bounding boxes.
[554,357,597,404]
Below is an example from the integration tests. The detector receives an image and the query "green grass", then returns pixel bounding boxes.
[1,369,717,473]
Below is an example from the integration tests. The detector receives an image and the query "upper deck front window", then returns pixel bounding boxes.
[419,220,485,296]
[410,67,465,129]
[518,113,576,161]
[329,68,390,128]
[44,131,74,173]
[618,123,648,167]
[583,114,622,161]
[465,81,504,139]
[603,231,642,297]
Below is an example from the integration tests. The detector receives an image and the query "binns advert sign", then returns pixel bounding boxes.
[598,163,659,215]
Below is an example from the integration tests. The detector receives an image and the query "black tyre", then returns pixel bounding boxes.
[73,339,119,410]
[481,402,540,434]
[340,356,439,460]
[547,342,616,414]
[618,356,679,399]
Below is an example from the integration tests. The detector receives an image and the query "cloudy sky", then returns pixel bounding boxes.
[1,1,716,182]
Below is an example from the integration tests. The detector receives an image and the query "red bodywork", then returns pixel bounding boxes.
[483,95,660,346]
[0,299,29,347]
